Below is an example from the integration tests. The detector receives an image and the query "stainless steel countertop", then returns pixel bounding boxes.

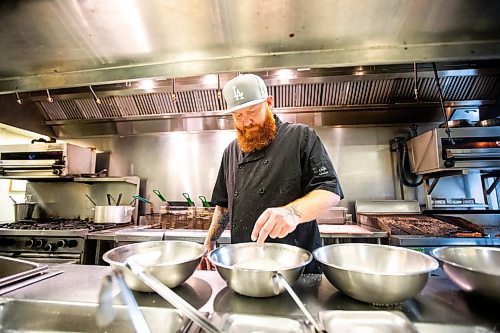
[90,224,387,243]
[2,265,498,331]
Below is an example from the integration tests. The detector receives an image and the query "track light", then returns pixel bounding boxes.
[171,78,177,102]
[89,86,101,105]
[217,74,222,99]
[46,89,53,103]
[15,92,22,105]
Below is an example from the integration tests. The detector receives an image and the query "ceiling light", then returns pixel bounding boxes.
[217,74,222,99]
[138,79,156,92]
[296,67,311,72]
[275,69,295,80]
[171,78,177,102]
[202,74,219,86]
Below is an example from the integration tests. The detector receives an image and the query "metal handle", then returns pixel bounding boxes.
[182,193,195,206]
[199,195,210,208]
[85,194,97,206]
[446,149,500,159]
[114,271,151,333]
[272,272,324,333]
[133,195,152,204]
[153,190,167,202]
[96,274,116,327]
[125,259,222,333]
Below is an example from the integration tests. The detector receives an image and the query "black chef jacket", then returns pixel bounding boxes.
[211,115,344,273]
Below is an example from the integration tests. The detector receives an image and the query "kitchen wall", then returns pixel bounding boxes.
[69,121,490,215]
[0,120,494,221]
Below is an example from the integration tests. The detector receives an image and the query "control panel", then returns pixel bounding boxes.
[0,236,85,254]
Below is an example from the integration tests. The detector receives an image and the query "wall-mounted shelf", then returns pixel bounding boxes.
[73,176,139,185]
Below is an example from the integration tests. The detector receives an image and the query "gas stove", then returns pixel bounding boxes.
[0,219,130,264]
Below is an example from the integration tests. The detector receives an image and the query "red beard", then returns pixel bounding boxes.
[236,107,277,153]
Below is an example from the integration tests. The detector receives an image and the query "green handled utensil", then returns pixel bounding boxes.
[182,193,195,207]
[153,189,167,202]
[133,195,152,204]
[199,195,210,208]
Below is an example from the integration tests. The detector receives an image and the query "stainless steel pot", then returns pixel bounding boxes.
[431,246,500,302]
[94,206,134,224]
[314,243,439,305]
[102,241,206,292]
[14,203,37,221]
[208,242,312,298]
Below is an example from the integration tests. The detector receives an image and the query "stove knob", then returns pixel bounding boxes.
[67,240,78,248]
[25,239,35,248]
[43,243,57,252]
[34,239,46,248]
[56,240,67,248]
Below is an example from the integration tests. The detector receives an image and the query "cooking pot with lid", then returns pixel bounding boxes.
[94,205,134,224]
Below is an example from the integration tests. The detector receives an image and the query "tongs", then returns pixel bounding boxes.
[272,272,326,333]
[125,259,222,333]
[97,270,151,333]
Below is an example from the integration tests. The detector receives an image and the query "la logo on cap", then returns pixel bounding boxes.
[232,86,244,101]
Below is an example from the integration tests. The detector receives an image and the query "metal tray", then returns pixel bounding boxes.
[0,298,201,333]
[0,256,48,288]
[320,310,418,333]
[220,313,313,333]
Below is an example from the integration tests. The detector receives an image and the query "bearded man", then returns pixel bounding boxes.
[200,74,344,273]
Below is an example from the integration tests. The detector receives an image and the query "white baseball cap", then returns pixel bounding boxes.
[222,74,269,114]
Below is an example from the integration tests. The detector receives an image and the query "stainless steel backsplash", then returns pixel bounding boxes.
[67,124,487,214]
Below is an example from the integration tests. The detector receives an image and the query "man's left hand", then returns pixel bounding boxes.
[251,207,300,245]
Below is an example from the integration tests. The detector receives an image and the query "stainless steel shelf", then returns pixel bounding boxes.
[73,176,139,185]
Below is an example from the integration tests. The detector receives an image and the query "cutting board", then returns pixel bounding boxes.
[318,224,373,235]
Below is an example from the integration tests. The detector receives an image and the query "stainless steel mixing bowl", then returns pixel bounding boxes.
[208,242,312,297]
[103,240,206,292]
[313,243,439,305]
[431,246,500,302]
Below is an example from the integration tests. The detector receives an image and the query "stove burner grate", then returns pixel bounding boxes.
[0,218,128,232]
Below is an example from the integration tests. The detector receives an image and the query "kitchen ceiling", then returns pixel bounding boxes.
[1,0,500,137]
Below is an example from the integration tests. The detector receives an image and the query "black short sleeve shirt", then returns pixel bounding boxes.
[211,116,343,266]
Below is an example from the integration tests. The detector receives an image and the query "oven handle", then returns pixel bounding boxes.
[446,149,500,159]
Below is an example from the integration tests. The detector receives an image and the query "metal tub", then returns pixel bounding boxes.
[102,240,206,292]
[431,246,500,302]
[209,242,312,297]
[314,244,438,305]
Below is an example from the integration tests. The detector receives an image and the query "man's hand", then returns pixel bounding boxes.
[251,206,301,246]
[197,240,216,270]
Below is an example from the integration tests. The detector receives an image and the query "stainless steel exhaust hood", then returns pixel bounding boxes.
[1,1,500,137]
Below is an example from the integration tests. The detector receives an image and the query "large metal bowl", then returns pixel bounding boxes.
[313,243,439,305]
[208,242,312,297]
[102,240,206,292]
[431,246,500,302]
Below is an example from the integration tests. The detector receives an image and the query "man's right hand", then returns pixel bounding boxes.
[197,240,216,270]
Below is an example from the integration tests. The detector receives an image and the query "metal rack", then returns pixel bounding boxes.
[422,170,491,210]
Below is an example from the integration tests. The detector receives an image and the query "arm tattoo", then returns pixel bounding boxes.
[284,205,302,223]
[211,208,230,241]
